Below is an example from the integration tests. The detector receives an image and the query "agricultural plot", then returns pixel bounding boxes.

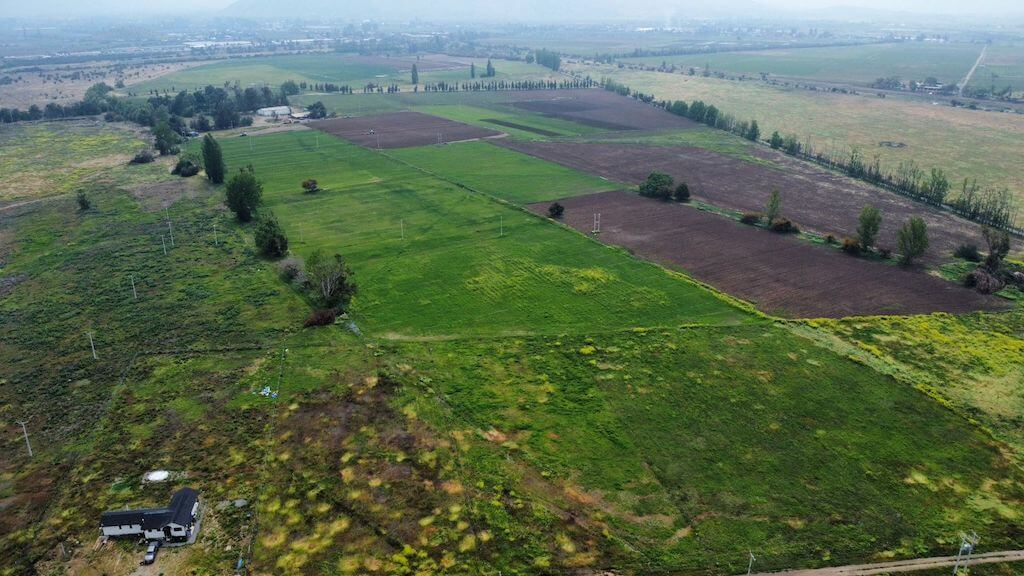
[125,53,465,94]
[509,89,701,131]
[499,140,991,263]
[413,103,607,139]
[568,62,1024,204]
[213,130,753,335]
[396,327,1024,573]
[802,310,1024,463]
[311,111,502,148]
[528,190,1006,317]
[971,44,1024,98]
[621,42,983,87]
[387,140,623,204]
[0,120,166,208]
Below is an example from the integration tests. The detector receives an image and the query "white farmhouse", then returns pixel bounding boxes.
[100,488,199,542]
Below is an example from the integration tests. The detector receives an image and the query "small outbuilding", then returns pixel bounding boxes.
[100,487,199,542]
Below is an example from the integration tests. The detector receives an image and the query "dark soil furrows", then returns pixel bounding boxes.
[501,140,987,264]
[528,190,1006,318]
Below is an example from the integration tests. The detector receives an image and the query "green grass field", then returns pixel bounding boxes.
[971,44,1024,98]
[4,116,1024,576]
[211,130,751,336]
[387,140,622,203]
[569,62,1024,208]
[622,42,984,86]
[0,121,164,207]
[128,53,559,95]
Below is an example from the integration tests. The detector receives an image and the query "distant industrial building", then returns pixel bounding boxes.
[100,488,199,542]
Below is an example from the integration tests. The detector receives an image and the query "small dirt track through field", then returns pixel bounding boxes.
[748,549,1024,575]
[529,190,1007,318]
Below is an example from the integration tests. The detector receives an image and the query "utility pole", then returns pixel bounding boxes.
[87,332,98,360]
[161,235,167,255]
[401,219,405,240]
[16,419,32,458]
[746,552,755,576]
[499,216,503,237]
[130,274,137,300]
[213,222,218,246]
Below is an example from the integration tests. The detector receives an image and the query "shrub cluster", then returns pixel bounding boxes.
[129,150,155,165]
[841,237,862,255]
[954,243,981,262]
[304,308,337,327]
[740,213,761,225]
[769,218,798,233]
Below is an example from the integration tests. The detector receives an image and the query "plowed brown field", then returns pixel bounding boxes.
[528,190,1006,318]
[501,140,986,263]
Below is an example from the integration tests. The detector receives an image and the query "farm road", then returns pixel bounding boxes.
[959,44,988,96]
[748,549,1024,576]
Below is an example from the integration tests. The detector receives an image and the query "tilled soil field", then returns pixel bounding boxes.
[528,190,1006,318]
[500,140,986,263]
[312,111,502,149]
[507,89,701,131]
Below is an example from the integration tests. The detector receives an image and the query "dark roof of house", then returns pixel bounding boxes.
[167,487,199,526]
[100,488,199,529]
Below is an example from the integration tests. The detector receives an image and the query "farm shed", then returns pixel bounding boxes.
[100,488,199,542]
[257,105,291,117]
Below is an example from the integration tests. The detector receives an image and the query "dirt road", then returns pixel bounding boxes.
[959,44,988,96]
[749,549,1024,576]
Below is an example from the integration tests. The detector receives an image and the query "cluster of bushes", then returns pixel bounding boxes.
[128,150,155,165]
[961,228,1022,294]
[835,204,929,265]
[171,154,201,177]
[278,251,358,327]
[639,172,691,202]
[739,190,799,234]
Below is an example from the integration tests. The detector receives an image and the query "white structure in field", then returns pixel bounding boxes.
[100,488,199,542]
[257,106,291,117]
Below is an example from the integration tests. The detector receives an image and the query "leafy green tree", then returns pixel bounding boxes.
[254,213,289,257]
[547,202,565,219]
[769,131,784,149]
[857,205,882,251]
[202,133,225,184]
[765,189,781,223]
[896,217,929,265]
[639,172,674,200]
[411,64,419,85]
[486,59,495,77]
[306,249,357,309]
[306,101,327,119]
[225,166,263,222]
[746,120,760,142]
[281,80,300,95]
[982,226,1011,272]
[674,182,690,202]
[152,122,181,155]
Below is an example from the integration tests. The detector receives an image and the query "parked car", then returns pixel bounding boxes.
[141,541,160,565]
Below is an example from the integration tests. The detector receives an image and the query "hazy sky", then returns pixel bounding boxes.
[2,0,1022,18]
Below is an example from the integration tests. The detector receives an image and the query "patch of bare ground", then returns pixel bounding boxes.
[311,111,501,149]
[500,140,988,264]
[130,178,205,212]
[528,190,1007,318]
